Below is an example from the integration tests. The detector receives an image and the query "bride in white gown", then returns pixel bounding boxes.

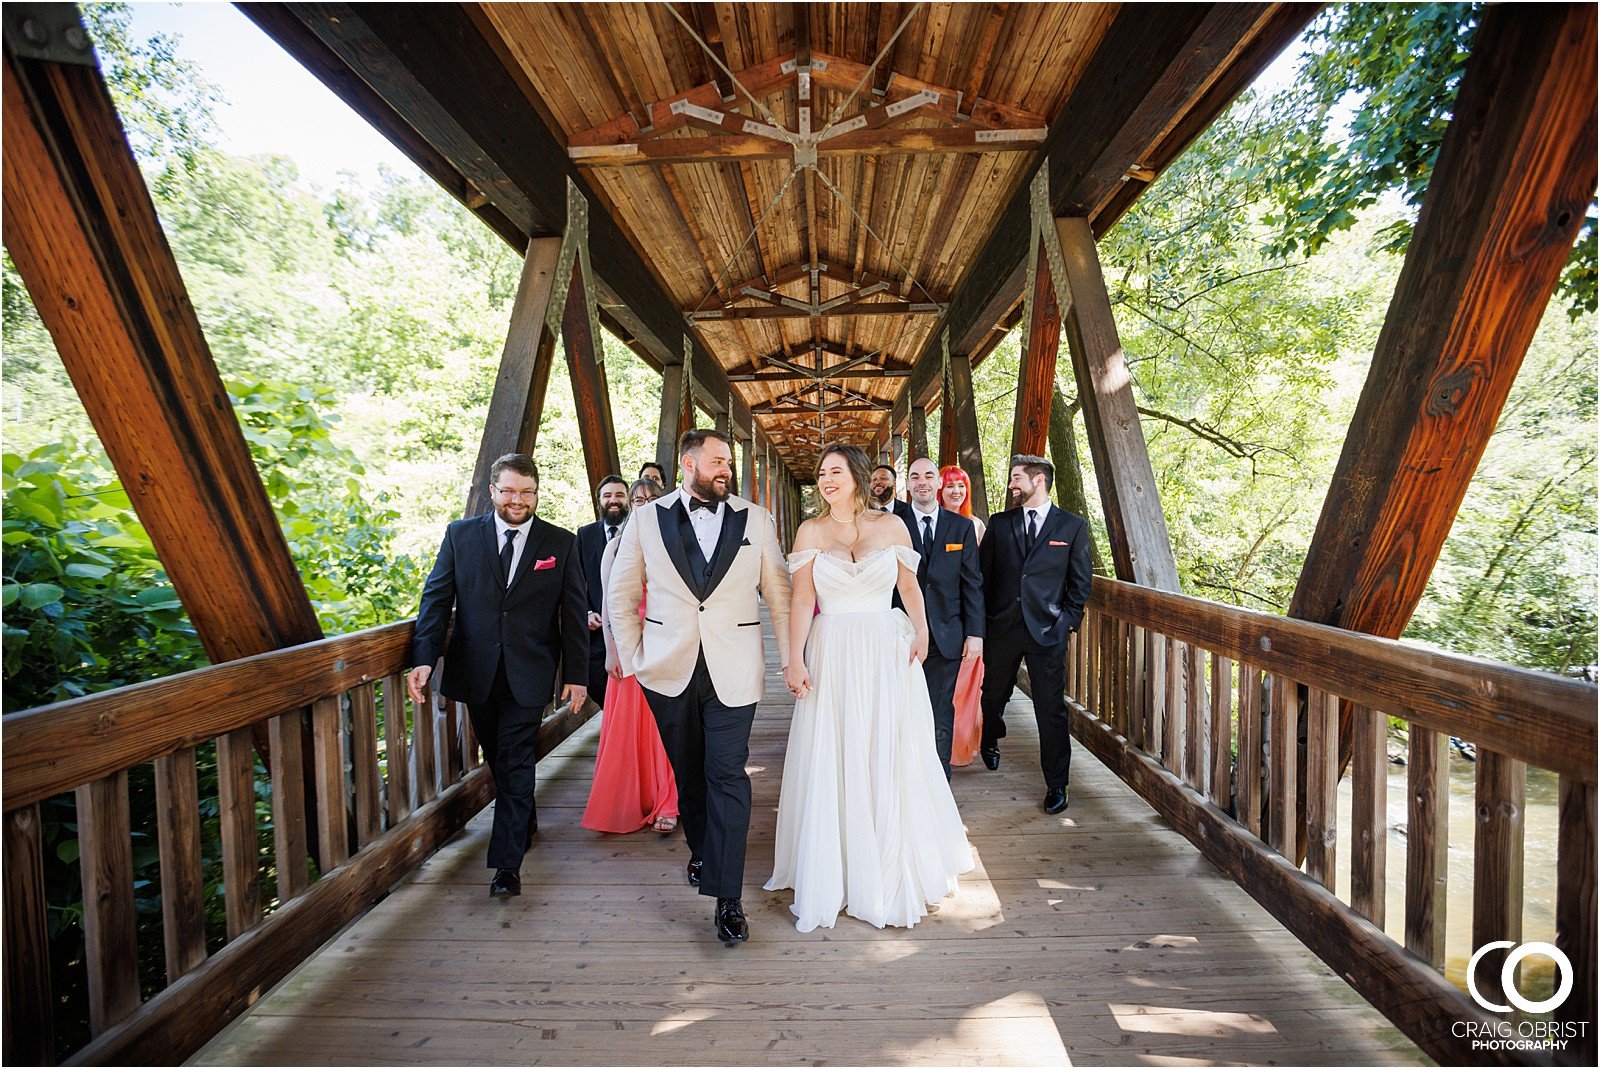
[765,443,974,931]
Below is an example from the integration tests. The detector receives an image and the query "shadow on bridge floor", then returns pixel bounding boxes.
[198,630,1423,1067]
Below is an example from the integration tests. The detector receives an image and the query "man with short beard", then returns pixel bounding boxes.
[577,475,629,707]
[607,429,792,944]
[408,454,588,897]
[870,463,914,522]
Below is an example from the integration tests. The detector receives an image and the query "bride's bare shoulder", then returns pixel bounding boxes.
[861,507,912,548]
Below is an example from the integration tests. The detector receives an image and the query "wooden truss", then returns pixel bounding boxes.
[688,259,942,321]
[568,50,1048,168]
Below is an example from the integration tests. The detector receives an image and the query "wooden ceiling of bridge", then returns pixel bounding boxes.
[475,2,1118,469]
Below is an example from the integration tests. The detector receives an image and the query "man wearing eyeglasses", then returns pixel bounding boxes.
[408,453,589,898]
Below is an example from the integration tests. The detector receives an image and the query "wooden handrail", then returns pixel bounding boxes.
[1069,587,1598,1068]
[1090,576,1597,780]
[2,621,413,812]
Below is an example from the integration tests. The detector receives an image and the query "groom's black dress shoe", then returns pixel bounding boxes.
[980,745,1000,771]
[715,898,749,944]
[686,855,704,887]
[1043,786,1069,814]
[489,868,522,897]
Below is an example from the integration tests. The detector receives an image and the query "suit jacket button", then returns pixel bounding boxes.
[698,605,705,612]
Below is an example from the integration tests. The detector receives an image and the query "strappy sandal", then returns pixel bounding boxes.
[652,816,677,834]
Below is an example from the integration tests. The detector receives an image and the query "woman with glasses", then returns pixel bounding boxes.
[581,478,680,834]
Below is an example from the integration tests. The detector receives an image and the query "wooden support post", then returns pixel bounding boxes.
[562,257,622,491]
[909,405,929,465]
[1472,750,1527,1008]
[1,30,323,664]
[944,349,989,518]
[1056,217,1180,590]
[466,238,562,518]
[1293,2,1596,640]
[4,805,53,1064]
[76,772,139,1034]
[1013,243,1061,458]
[1288,4,1595,862]
[1405,727,1450,968]
[655,361,685,484]
[1557,776,1597,1066]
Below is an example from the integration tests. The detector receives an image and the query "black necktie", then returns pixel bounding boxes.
[1025,510,1038,552]
[605,524,618,541]
[501,528,517,583]
[921,515,934,557]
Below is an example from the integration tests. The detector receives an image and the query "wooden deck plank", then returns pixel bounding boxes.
[197,622,1421,1067]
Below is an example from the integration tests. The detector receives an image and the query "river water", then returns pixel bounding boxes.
[1332,745,1560,1000]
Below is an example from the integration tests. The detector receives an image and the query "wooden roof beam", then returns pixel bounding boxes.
[690,299,942,322]
[569,124,1047,167]
[896,3,1320,409]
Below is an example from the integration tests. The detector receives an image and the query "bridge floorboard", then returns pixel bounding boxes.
[196,623,1423,1066]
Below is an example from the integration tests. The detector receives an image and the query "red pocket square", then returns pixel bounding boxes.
[532,556,557,571]
[1048,539,1069,547]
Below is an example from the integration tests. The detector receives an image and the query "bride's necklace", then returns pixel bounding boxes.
[827,509,859,524]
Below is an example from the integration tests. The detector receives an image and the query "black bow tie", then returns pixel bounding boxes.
[687,496,717,513]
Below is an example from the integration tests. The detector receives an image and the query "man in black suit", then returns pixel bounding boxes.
[978,455,1093,813]
[870,462,914,522]
[900,457,985,777]
[576,475,629,708]
[407,454,589,896]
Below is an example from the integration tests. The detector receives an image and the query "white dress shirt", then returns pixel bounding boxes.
[493,512,532,586]
[910,500,939,552]
[686,497,725,560]
[1023,503,1051,541]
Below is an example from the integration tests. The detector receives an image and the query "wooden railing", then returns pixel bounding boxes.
[1,620,596,1065]
[1066,576,1597,1066]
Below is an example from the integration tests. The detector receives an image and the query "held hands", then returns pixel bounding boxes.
[406,665,432,705]
[962,636,984,662]
[784,662,812,700]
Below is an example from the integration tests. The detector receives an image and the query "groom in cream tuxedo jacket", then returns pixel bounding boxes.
[607,429,791,943]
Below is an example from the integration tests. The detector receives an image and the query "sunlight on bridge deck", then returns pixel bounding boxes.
[196,634,1424,1067]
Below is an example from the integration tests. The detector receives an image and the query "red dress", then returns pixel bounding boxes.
[581,602,679,833]
[949,657,985,767]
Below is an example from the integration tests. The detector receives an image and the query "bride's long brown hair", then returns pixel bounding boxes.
[814,443,875,517]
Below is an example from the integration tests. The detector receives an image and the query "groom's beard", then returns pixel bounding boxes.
[688,470,730,504]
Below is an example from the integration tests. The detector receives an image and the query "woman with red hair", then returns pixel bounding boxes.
[938,465,987,767]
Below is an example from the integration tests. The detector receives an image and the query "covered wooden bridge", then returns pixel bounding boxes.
[2,3,1596,1065]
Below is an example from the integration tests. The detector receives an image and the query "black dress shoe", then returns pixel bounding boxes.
[686,855,703,887]
[1043,786,1069,814]
[980,745,1000,771]
[715,897,749,943]
[489,868,522,897]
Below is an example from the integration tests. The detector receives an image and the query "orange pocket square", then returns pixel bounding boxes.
[1048,540,1069,547]
[944,543,964,551]
[532,556,557,570]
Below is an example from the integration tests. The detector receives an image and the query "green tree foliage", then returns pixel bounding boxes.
[1267,2,1595,317]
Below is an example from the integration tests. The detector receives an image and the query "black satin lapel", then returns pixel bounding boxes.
[702,505,749,597]
[505,521,551,599]
[1011,508,1028,561]
[664,501,703,597]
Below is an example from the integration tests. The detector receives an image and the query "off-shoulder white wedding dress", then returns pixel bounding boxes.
[764,546,974,931]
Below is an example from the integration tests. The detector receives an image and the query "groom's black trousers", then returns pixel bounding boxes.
[980,623,1073,790]
[467,660,542,871]
[641,654,756,900]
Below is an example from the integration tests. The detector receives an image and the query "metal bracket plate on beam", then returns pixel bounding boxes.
[4,3,96,65]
